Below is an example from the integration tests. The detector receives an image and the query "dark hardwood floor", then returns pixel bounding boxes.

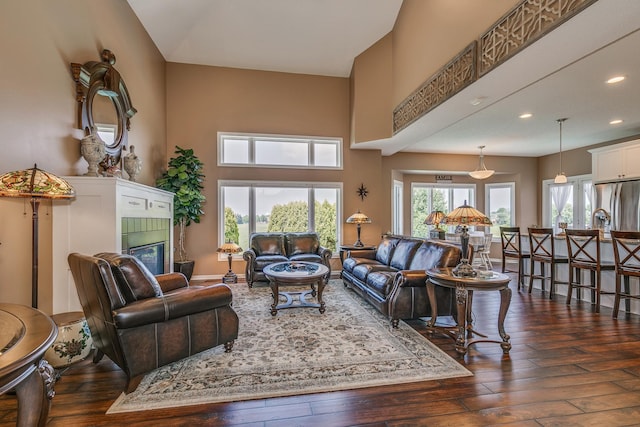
[2,272,640,426]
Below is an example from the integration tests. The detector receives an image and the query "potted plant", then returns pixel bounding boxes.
[156,146,206,280]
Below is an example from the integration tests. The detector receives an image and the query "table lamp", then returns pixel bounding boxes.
[441,201,492,277]
[0,164,75,308]
[346,210,371,247]
[424,210,446,239]
[217,241,243,284]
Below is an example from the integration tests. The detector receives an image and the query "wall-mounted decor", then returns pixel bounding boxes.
[71,49,137,173]
[357,183,368,201]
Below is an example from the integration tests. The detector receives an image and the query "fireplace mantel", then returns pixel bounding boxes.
[52,177,174,313]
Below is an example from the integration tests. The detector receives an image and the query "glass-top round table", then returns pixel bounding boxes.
[263,261,329,316]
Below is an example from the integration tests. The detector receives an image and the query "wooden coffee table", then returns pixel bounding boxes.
[263,261,329,316]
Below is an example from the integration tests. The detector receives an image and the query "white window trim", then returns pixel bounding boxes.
[542,174,592,229]
[485,182,516,238]
[218,180,343,258]
[392,179,403,235]
[217,131,343,170]
[410,182,477,236]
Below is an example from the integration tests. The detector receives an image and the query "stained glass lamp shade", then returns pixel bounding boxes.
[346,210,371,247]
[217,241,243,284]
[0,164,75,308]
[441,201,492,277]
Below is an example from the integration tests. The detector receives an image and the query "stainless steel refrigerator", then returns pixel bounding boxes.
[594,181,640,231]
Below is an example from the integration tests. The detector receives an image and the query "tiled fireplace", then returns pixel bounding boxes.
[122,217,171,275]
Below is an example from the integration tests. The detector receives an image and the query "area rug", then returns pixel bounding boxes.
[107,279,472,414]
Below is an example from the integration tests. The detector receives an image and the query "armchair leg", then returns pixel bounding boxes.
[224,340,235,353]
[125,374,144,394]
[391,319,399,328]
[93,349,104,364]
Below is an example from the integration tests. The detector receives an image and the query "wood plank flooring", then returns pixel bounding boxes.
[2,273,640,426]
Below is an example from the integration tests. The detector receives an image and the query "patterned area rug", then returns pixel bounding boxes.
[107,280,471,414]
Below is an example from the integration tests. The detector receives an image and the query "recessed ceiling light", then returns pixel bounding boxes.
[469,96,487,106]
[606,76,625,84]
[519,113,533,119]
[610,119,623,125]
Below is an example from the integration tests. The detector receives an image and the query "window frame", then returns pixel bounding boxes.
[542,174,593,231]
[410,183,476,237]
[485,182,515,239]
[217,132,343,170]
[218,180,343,258]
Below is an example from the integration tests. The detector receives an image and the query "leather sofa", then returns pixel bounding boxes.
[243,232,332,287]
[342,234,463,327]
[68,252,239,393]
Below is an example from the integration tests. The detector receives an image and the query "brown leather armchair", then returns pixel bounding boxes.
[67,252,239,394]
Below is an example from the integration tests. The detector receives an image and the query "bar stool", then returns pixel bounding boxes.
[610,231,640,319]
[528,227,568,299]
[565,229,615,313]
[500,226,530,290]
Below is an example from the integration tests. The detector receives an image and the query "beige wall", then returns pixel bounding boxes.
[391,0,519,106]
[0,1,166,312]
[165,63,384,277]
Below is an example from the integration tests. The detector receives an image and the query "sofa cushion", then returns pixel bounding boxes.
[289,253,323,264]
[366,271,397,299]
[286,233,319,256]
[254,255,289,271]
[343,257,378,274]
[95,252,163,303]
[375,236,400,265]
[389,238,422,270]
[353,264,396,282]
[251,233,286,256]
[408,241,461,271]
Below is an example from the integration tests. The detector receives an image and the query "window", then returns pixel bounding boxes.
[485,183,515,237]
[411,184,475,237]
[219,181,341,254]
[542,175,593,232]
[218,132,342,169]
[392,180,403,235]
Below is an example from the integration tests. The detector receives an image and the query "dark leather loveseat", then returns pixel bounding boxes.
[342,234,462,327]
[243,232,332,287]
[68,252,239,393]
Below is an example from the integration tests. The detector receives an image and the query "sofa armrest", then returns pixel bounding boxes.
[113,284,233,329]
[156,272,189,293]
[347,248,376,259]
[393,270,428,288]
[318,246,332,261]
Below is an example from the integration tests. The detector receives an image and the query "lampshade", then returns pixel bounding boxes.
[424,210,445,227]
[441,201,492,227]
[468,145,495,180]
[0,164,75,199]
[217,241,242,254]
[554,118,568,184]
[346,210,371,224]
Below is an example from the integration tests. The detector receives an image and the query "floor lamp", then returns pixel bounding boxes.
[0,164,75,308]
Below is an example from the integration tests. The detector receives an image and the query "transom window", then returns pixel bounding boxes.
[218,132,342,169]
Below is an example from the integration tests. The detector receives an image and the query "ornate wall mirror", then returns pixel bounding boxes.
[71,49,136,168]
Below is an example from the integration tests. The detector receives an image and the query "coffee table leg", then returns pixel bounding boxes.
[269,279,279,316]
[498,286,512,353]
[317,279,325,314]
[455,284,468,354]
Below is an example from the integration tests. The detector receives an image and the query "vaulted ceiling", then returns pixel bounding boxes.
[128,0,640,157]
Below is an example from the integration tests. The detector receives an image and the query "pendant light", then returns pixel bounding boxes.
[468,145,495,179]
[554,118,568,184]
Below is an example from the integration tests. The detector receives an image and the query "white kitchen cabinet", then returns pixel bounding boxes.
[590,139,640,183]
[52,177,174,313]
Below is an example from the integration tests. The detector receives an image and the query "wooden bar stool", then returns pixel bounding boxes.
[565,229,615,313]
[610,230,640,319]
[528,227,568,299]
[500,226,530,290]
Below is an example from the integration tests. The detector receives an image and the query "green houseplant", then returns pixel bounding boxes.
[156,146,206,280]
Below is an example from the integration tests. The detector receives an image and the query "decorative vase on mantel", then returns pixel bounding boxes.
[123,145,143,182]
[80,128,106,177]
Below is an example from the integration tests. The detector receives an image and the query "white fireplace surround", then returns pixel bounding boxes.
[52,177,174,314]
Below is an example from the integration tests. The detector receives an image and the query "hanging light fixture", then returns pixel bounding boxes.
[468,145,495,179]
[554,118,568,184]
